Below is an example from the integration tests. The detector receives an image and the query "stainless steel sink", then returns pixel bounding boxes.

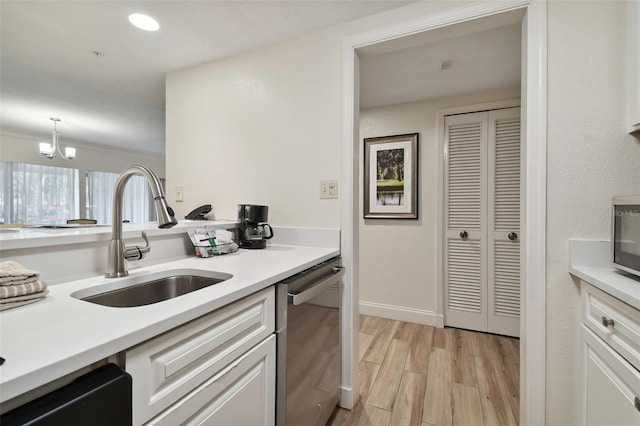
[74,270,232,307]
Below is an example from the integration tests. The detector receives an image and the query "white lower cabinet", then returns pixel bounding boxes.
[125,287,276,426]
[581,282,640,425]
[583,327,640,426]
[147,335,275,426]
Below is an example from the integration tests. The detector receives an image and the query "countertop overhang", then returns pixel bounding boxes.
[0,242,339,403]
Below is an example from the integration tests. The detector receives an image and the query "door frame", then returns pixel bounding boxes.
[339,1,547,424]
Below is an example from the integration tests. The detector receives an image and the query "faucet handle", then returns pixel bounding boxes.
[124,231,151,261]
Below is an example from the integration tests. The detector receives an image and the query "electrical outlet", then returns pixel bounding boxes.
[320,180,338,199]
[175,186,184,202]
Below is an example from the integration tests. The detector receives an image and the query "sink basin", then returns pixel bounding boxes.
[73,270,232,307]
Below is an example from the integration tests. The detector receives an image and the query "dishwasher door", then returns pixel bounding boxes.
[277,257,343,426]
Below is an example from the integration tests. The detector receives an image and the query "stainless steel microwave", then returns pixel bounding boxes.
[612,195,640,277]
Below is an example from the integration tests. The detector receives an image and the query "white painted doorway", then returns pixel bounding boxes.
[443,106,521,337]
[341,2,547,423]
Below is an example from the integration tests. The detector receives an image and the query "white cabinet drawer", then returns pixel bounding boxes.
[146,334,276,426]
[582,326,640,426]
[126,287,275,425]
[582,282,640,371]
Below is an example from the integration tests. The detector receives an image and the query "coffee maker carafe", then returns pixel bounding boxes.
[237,204,273,249]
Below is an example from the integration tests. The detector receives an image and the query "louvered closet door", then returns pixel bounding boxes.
[444,107,521,337]
[444,112,488,333]
[487,107,521,336]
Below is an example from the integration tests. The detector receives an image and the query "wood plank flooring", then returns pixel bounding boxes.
[328,315,519,426]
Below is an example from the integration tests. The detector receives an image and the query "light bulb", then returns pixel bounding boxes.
[39,142,53,157]
[65,147,76,159]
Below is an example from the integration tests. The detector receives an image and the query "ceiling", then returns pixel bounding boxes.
[359,23,521,109]
[0,1,521,156]
[0,0,415,155]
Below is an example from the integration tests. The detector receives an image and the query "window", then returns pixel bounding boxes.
[0,162,79,225]
[86,170,160,224]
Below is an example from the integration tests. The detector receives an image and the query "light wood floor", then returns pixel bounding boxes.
[328,315,519,426]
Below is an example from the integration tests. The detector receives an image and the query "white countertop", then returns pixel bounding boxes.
[0,242,339,403]
[569,239,640,310]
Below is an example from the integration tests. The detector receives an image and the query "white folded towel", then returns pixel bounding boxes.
[0,261,40,286]
[0,275,40,286]
[0,289,49,311]
[0,279,47,299]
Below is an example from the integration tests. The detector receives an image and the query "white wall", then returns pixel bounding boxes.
[166,29,343,226]
[546,1,640,423]
[165,1,469,226]
[165,1,640,424]
[358,87,520,324]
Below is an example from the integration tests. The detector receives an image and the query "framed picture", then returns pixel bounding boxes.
[364,133,418,219]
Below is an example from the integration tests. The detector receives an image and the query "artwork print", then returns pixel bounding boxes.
[364,133,418,219]
[376,148,405,206]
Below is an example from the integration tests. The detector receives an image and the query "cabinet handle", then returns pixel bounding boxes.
[460,231,468,239]
[508,232,518,241]
[601,316,615,328]
[635,396,640,412]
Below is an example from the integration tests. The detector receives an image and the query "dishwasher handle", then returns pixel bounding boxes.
[289,266,344,306]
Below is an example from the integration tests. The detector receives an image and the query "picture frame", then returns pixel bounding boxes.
[363,133,418,219]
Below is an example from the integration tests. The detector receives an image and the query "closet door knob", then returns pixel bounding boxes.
[508,232,518,241]
[460,231,468,239]
[601,316,615,327]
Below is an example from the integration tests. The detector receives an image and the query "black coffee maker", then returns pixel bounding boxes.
[237,204,274,249]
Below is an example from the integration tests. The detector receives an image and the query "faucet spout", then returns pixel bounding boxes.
[106,165,177,278]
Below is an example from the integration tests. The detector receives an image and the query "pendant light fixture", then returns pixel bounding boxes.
[39,117,76,160]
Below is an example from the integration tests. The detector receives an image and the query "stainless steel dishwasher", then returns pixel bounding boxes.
[276,257,344,426]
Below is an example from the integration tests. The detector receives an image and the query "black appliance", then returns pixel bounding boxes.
[0,363,132,426]
[612,195,640,277]
[237,204,273,249]
[184,204,211,220]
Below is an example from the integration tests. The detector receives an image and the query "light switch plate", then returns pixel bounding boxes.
[320,180,338,199]
[175,186,184,202]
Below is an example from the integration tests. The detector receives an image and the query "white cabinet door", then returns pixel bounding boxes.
[146,335,276,426]
[444,112,488,331]
[444,107,521,337]
[487,108,521,337]
[582,327,640,426]
[126,287,275,425]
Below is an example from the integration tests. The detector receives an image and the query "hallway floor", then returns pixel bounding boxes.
[328,315,519,426]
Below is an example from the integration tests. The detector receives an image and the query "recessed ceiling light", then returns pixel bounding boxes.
[128,13,159,32]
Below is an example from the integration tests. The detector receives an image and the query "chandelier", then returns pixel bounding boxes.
[39,118,76,160]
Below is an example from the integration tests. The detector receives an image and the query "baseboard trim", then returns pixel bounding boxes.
[359,301,444,327]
